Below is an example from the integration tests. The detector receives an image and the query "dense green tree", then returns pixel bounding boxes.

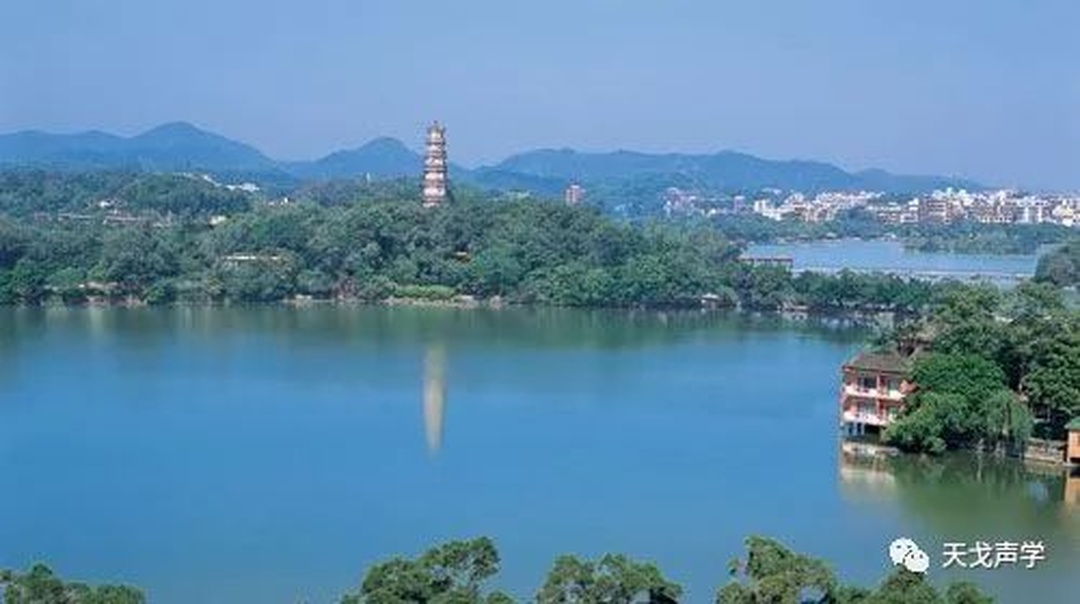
[717,538,994,604]
[2,537,999,604]
[1033,239,1079,287]
[864,568,945,604]
[96,226,180,294]
[1021,318,1080,437]
[0,564,144,604]
[4,259,48,304]
[536,553,682,604]
[927,285,1010,362]
[0,217,29,270]
[885,353,1032,454]
[340,538,511,604]
[717,536,836,604]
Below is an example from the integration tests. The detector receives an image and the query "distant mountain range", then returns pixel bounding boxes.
[0,121,984,195]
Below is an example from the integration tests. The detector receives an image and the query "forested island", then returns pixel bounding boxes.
[1,536,995,604]
[0,170,912,309]
[0,169,1051,311]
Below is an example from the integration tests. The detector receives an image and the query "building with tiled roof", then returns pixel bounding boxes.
[839,350,915,435]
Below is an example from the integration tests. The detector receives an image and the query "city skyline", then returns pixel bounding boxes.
[2,0,1077,189]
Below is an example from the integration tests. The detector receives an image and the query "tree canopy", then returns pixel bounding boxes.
[2,536,998,604]
[0,564,144,604]
[718,537,993,604]
[1034,238,1079,288]
[0,173,953,312]
[881,281,1079,448]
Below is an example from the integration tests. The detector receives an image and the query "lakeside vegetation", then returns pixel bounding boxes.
[706,211,1071,255]
[0,170,951,312]
[878,281,1080,450]
[0,565,143,604]
[1034,238,1079,288]
[1,536,995,604]
[0,170,1073,311]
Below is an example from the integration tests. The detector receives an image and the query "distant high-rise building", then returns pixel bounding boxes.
[917,197,951,224]
[565,183,585,205]
[422,122,449,207]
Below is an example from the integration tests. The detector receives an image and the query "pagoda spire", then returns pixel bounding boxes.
[422,121,449,207]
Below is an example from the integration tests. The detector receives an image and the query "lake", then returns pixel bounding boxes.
[745,239,1045,278]
[1,306,1077,603]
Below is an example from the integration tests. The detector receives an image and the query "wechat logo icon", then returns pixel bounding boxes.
[889,537,930,574]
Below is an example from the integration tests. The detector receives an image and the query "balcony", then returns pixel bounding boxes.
[842,409,893,427]
[842,384,904,402]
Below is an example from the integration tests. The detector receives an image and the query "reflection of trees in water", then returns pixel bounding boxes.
[1066,468,1080,509]
[5,306,870,352]
[842,449,1080,548]
[0,308,50,386]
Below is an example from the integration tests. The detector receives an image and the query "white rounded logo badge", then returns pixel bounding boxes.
[888,537,929,574]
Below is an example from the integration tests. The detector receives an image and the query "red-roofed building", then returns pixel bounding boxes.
[840,350,914,435]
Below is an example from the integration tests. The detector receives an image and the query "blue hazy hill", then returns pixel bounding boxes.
[0,123,984,195]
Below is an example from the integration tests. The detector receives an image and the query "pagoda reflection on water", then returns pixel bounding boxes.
[423,344,446,454]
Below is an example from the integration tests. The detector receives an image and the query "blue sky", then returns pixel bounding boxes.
[2,0,1078,189]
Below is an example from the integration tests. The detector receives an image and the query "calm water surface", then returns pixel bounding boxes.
[746,239,1045,276]
[0,307,1076,603]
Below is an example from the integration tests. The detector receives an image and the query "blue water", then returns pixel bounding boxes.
[0,307,1076,603]
[746,239,1044,276]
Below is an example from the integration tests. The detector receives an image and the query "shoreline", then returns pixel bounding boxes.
[841,434,1075,469]
[1,295,914,323]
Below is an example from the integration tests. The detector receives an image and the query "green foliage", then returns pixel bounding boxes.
[1020,315,1080,437]
[944,582,994,604]
[0,170,255,219]
[718,539,994,604]
[718,536,836,604]
[0,563,144,604]
[98,226,180,293]
[902,223,1070,255]
[1,178,950,311]
[341,537,509,604]
[886,279,1080,444]
[1034,239,1079,288]
[394,284,458,301]
[708,213,1069,255]
[2,537,999,604]
[536,553,682,604]
[885,354,1032,453]
[0,217,29,269]
[790,270,935,312]
[927,284,1010,364]
[864,568,945,604]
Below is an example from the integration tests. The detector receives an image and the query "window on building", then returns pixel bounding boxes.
[859,376,876,391]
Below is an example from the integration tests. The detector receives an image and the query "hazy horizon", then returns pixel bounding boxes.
[2,0,1078,189]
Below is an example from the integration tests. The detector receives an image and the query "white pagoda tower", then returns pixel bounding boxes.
[422,122,449,207]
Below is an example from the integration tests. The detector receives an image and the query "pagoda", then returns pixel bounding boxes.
[422,121,449,207]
